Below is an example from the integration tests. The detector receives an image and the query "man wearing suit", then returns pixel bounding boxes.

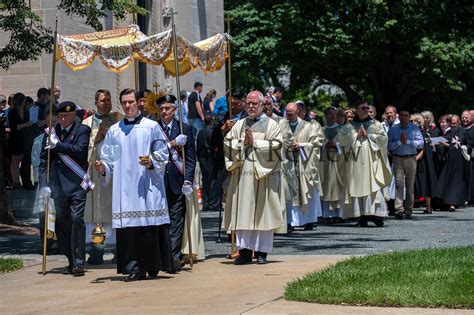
[39,101,91,276]
[157,94,196,272]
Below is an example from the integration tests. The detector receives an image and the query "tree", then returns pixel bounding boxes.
[225,0,474,115]
[0,0,146,224]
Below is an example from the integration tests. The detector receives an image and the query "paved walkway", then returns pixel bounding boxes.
[1,256,472,314]
[1,208,473,313]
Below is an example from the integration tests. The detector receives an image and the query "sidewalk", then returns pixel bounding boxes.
[0,255,471,314]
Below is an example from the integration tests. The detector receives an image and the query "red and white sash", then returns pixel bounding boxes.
[159,123,184,175]
[45,127,95,191]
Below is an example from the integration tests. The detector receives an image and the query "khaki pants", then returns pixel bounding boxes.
[393,155,417,214]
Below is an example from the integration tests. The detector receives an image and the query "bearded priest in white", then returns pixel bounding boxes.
[96,89,173,281]
[320,107,344,221]
[83,89,122,265]
[223,91,285,265]
[283,102,324,232]
[339,101,392,227]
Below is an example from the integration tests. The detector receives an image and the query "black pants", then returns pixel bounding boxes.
[166,184,185,259]
[54,191,87,268]
[199,157,223,211]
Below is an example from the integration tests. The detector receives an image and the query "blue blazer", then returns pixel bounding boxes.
[159,119,196,195]
[39,119,91,198]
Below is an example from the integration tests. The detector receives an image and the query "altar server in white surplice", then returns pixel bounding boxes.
[95,88,173,281]
[283,102,324,232]
[223,90,285,265]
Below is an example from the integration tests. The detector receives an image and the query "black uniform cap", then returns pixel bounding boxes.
[156,94,177,107]
[56,101,76,113]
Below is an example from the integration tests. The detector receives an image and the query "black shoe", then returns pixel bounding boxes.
[404,213,412,219]
[303,223,314,231]
[148,271,159,279]
[124,272,146,282]
[286,224,294,236]
[256,256,268,264]
[171,258,184,273]
[359,217,368,227]
[372,217,384,227]
[395,212,404,220]
[72,266,85,276]
[233,255,252,265]
[449,206,456,212]
[62,266,73,275]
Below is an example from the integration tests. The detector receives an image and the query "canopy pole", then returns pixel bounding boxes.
[225,14,233,118]
[224,13,236,257]
[133,13,139,91]
[43,16,58,275]
[171,7,193,268]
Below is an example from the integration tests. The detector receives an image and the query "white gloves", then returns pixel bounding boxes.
[175,134,188,146]
[45,131,59,150]
[181,180,193,199]
[40,186,51,201]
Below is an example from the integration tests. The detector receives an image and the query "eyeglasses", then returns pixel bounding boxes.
[247,101,261,107]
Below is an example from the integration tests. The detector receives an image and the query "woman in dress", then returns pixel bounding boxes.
[413,112,440,214]
[7,93,31,189]
[438,115,469,211]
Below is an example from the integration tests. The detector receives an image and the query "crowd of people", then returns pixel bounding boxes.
[0,81,472,280]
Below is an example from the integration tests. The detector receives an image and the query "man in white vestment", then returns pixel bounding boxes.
[283,102,324,232]
[223,91,285,265]
[95,88,173,281]
[83,89,122,264]
[339,101,392,227]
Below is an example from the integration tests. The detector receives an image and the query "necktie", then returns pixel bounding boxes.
[164,125,170,136]
[60,129,68,141]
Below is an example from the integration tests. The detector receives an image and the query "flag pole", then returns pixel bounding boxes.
[43,16,58,275]
[171,8,193,268]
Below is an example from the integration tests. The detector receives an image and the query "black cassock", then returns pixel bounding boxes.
[465,126,474,202]
[415,127,440,198]
[116,225,173,275]
[438,127,469,206]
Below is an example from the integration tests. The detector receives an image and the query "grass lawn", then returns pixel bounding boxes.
[285,246,474,309]
[0,257,23,274]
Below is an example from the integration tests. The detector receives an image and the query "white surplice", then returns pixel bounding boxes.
[100,117,170,228]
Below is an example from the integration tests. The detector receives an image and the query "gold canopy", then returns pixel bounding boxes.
[56,24,229,75]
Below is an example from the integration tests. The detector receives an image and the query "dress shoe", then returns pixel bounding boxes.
[124,272,146,282]
[394,212,405,220]
[148,271,159,279]
[423,209,432,214]
[256,256,268,264]
[404,212,413,219]
[449,206,456,212]
[63,266,73,275]
[372,217,384,227]
[358,217,368,227]
[303,223,314,231]
[72,266,85,276]
[233,255,252,265]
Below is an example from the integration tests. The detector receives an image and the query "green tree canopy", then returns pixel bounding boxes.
[225,0,474,115]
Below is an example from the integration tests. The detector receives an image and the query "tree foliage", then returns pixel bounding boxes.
[225,0,474,115]
[0,0,146,69]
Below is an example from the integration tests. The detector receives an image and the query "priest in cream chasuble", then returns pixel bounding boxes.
[319,107,345,219]
[338,101,392,227]
[283,102,324,229]
[223,91,285,264]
